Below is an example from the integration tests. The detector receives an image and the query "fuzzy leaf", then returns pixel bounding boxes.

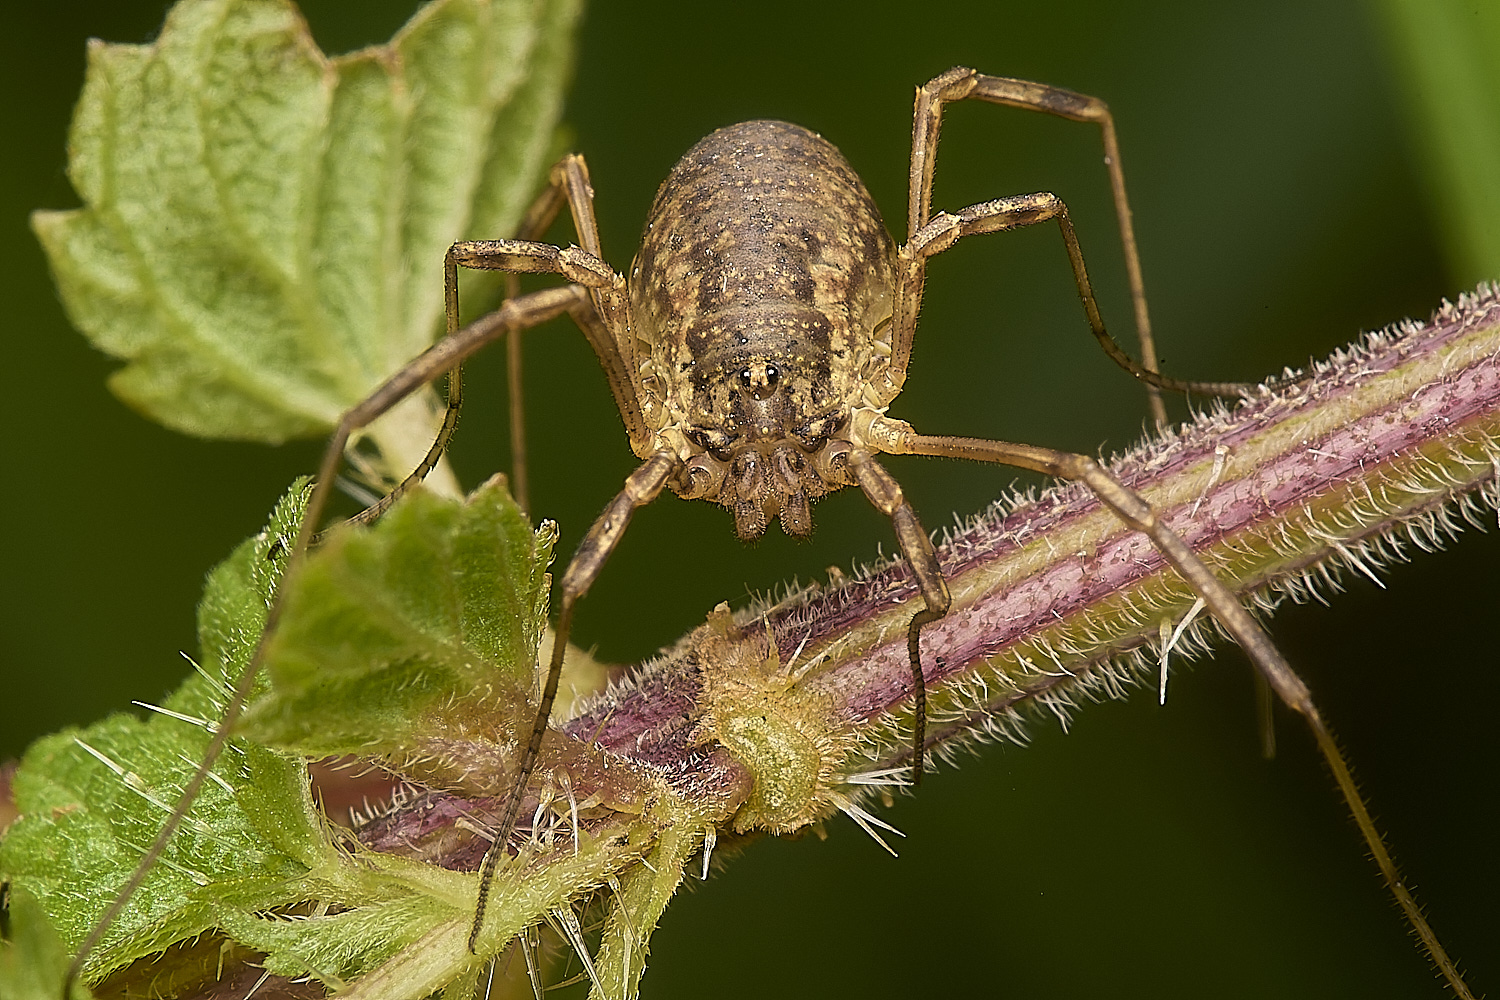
[240,475,556,756]
[216,891,463,984]
[590,822,701,1000]
[0,887,94,1000]
[0,485,336,983]
[33,0,581,447]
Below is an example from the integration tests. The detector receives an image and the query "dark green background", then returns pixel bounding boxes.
[4,2,1496,997]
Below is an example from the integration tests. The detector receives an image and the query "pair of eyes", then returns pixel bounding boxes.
[737,364,781,398]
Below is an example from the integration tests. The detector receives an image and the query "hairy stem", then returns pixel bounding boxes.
[559,287,1500,791]
[352,285,1500,874]
[123,286,1499,998]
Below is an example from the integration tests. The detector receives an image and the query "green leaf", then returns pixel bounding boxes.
[0,483,487,991]
[33,0,581,462]
[216,892,463,984]
[10,2,593,991]
[0,887,94,1000]
[241,475,556,757]
[0,484,335,983]
[591,823,701,1000]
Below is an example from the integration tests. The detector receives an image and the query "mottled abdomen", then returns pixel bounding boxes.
[628,121,897,538]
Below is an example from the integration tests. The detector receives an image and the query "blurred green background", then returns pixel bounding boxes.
[4,1,1497,997]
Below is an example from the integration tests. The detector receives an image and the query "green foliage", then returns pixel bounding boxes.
[242,476,557,756]
[0,484,335,981]
[4,0,599,992]
[0,887,93,1000]
[33,0,580,449]
[0,477,568,993]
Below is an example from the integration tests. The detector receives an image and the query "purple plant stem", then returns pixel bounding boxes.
[568,286,1500,778]
[360,287,1500,864]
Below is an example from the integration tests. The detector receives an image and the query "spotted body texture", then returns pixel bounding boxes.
[628,121,900,539]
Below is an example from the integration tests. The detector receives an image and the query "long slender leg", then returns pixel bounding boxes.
[338,234,620,534]
[331,368,465,536]
[453,239,649,450]
[337,154,610,525]
[469,451,677,952]
[867,418,1476,1000]
[342,161,621,530]
[902,191,1261,398]
[441,166,663,953]
[873,191,1254,787]
[904,68,1168,425]
[904,166,1304,764]
[504,154,610,513]
[847,452,950,784]
[64,283,594,992]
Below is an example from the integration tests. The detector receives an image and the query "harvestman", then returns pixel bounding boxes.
[70,67,1474,996]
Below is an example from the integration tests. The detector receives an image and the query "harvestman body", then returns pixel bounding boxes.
[70,68,1474,997]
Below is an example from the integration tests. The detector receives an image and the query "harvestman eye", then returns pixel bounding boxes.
[738,364,782,399]
[71,66,1476,999]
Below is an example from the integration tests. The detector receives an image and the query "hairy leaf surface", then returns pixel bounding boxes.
[34,0,580,453]
[242,476,556,756]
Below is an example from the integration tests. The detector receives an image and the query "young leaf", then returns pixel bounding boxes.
[0,480,532,993]
[240,475,557,758]
[33,0,581,473]
[0,887,94,1000]
[0,485,337,983]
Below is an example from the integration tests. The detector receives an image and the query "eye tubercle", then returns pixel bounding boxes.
[736,362,782,401]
